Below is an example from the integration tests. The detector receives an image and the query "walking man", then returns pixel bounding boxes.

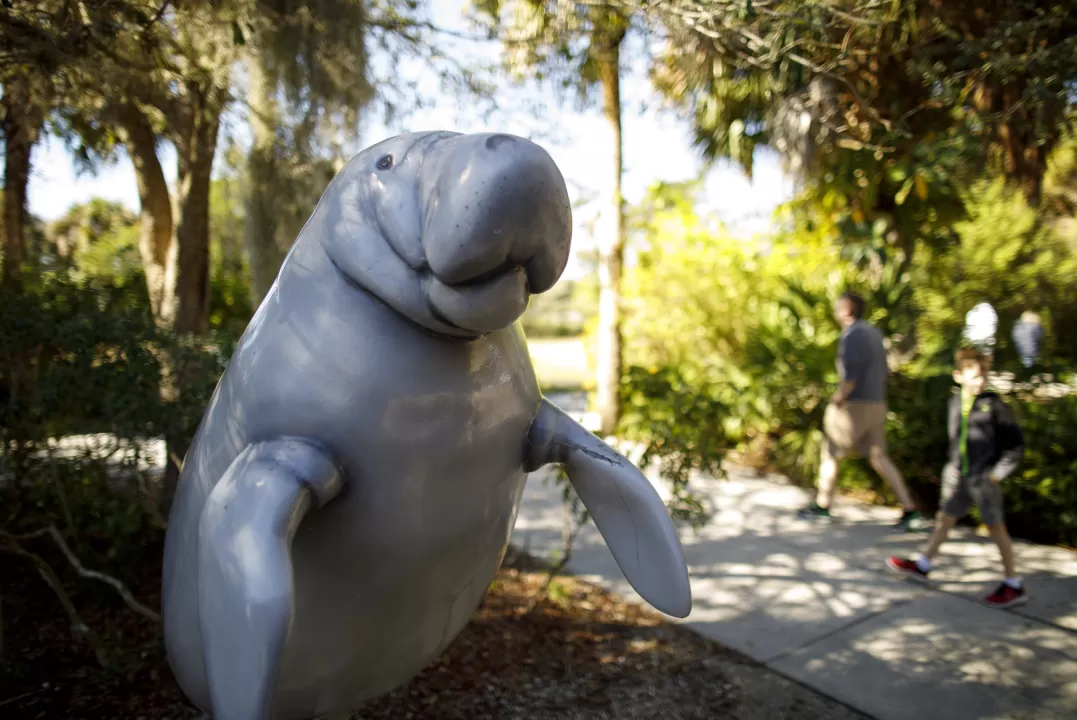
[797,291,924,530]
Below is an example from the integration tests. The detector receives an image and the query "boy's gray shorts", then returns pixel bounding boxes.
[940,465,1005,526]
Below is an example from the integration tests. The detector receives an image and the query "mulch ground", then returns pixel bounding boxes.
[1,539,864,720]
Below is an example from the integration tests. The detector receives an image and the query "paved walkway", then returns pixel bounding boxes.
[513,398,1077,719]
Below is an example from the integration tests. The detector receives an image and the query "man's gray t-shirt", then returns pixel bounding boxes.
[837,320,888,402]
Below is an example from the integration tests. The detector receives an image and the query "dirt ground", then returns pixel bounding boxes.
[0,540,864,719]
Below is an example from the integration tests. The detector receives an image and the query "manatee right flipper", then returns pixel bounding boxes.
[197,438,343,720]
[526,398,692,618]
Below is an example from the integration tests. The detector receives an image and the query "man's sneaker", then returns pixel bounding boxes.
[796,502,833,523]
[984,582,1028,608]
[893,509,928,532]
[886,556,930,582]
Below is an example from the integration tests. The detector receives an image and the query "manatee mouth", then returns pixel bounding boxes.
[450,258,524,289]
[421,265,530,336]
[415,132,572,335]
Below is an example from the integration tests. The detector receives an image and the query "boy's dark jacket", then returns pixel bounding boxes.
[945,391,1025,481]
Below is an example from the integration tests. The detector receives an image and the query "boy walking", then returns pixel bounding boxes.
[886,349,1027,608]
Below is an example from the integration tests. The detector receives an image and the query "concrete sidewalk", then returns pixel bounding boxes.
[512,460,1077,720]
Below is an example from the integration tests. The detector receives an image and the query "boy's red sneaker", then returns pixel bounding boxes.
[984,582,1028,608]
[886,556,930,582]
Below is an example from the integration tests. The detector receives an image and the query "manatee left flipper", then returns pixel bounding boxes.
[196,438,343,720]
[526,398,692,618]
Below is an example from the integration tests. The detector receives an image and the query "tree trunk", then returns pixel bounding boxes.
[116,103,184,518]
[1,77,44,288]
[156,86,222,515]
[594,39,625,437]
[119,104,177,325]
[173,91,222,336]
[1000,90,1047,207]
[244,58,286,307]
[972,78,1051,207]
[1,78,45,505]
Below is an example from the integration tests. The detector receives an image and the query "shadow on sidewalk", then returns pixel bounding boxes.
[513,466,1077,720]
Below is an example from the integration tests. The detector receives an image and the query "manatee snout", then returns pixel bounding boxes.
[419,133,572,333]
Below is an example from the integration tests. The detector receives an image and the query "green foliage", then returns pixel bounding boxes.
[1003,395,1077,546]
[838,379,1077,547]
[647,0,1077,322]
[0,274,229,569]
[546,578,570,605]
[913,177,1077,371]
[618,366,728,529]
[31,199,140,277]
[253,0,375,129]
[469,0,633,109]
[623,179,777,374]
[208,174,255,337]
[778,128,973,270]
[621,177,1077,545]
[740,282,841,485]
[0,274,159,442]
[649,1,1077,192]
[22,457,157,572]
[35,188,256,341]
[621,180,848,469]
[75,223,142,280]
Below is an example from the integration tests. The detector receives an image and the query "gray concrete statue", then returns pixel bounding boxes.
[161,130,692,720]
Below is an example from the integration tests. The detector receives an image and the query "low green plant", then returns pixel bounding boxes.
[617,365,728,529]
[996,394,1077,546]
[0,274,229,571]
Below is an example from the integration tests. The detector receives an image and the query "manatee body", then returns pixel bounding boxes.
[161,131,691,720]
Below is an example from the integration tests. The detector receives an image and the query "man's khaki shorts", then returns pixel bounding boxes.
[822,401,888,460]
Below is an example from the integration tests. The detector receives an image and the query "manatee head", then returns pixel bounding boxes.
[318,130,572,339]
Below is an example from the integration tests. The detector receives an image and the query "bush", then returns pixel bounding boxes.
[0,274,230,570]
[619,178,1077,546]
[986,392,1077,546]
[788,372,1077,547]
[912,177,1077,371]
[617,366,730,529]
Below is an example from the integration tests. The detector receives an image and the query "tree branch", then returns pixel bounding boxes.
[2,525,162,623]
[0,536,109,668]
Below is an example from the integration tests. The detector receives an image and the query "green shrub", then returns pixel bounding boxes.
[617,365,730,529]
[912,177,1077,370]
[619,178,1077,546]
[784,372,1077,546]
[0,274,230,570]
[997,394,1077,546]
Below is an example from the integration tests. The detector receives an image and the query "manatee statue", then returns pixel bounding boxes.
[161,130,692,720]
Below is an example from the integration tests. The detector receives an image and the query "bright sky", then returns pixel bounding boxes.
[25,1,794,279]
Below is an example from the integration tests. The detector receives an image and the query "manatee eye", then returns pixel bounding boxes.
[376,154,394,170]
